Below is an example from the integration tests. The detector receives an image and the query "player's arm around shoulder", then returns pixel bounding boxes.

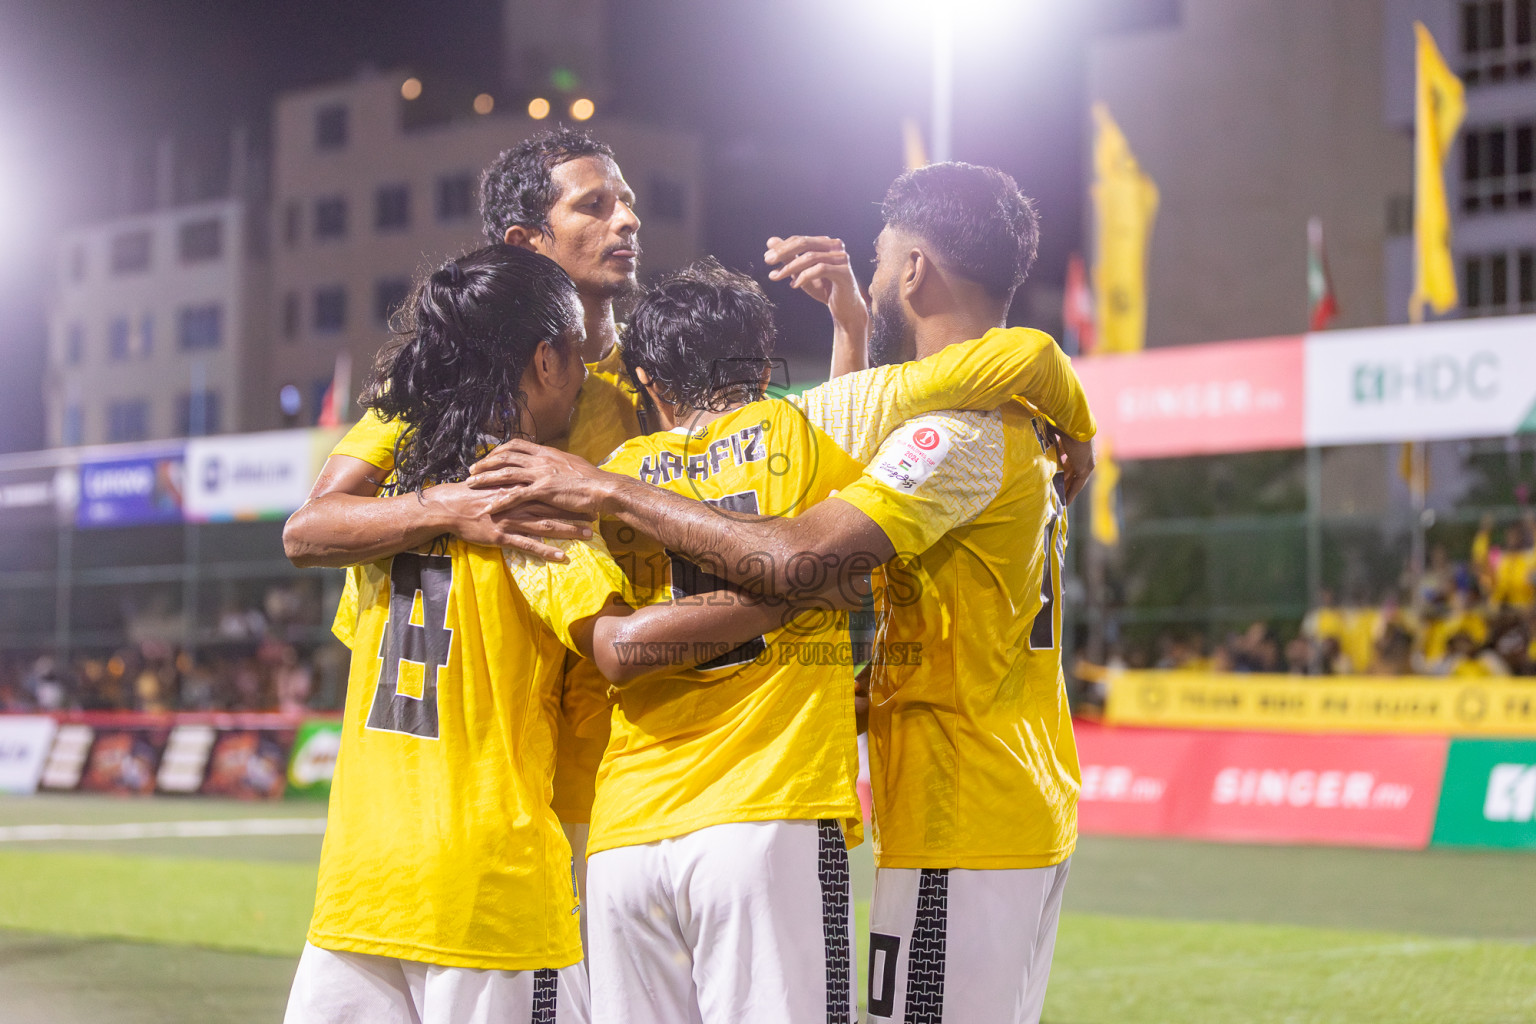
[284,410,595,568]
[504,521,795,688]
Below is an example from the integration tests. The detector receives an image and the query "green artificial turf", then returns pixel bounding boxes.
[0,849,316,955]
[6,795,1536,1022]
[1044,913,1536,1024]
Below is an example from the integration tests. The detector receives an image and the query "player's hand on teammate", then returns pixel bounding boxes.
[468,439,617,517]
[764,236,870,334]
[425,480,590,560]
[1046,426,1096,508]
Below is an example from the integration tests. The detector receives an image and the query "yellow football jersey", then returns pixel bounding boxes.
[1421,608,1489,664]
[582,401,867,855]
[309,533,623,969]
[837,402,1088,871]
[509,326,1096,858]
[1493,548,1536,610]
[1338,608,1382,675]
[328,363,640,824]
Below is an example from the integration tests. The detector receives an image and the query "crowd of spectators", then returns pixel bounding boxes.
[0,582,348,713]
[0,638,347,714]
[1123,515,1536,679]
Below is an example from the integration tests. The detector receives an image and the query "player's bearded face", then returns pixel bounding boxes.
[869,281,915,366]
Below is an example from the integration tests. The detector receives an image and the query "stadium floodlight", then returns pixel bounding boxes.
[527,97,551,120]
[400,77,423,101]
[876,0,1029,163]
[570,98,595,121]
[473,93,495,115]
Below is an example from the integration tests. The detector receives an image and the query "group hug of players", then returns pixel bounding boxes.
[280,126,1098,1024]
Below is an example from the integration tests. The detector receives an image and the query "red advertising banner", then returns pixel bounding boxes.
[1075,722,1448,849]
[1074,336,1306,459]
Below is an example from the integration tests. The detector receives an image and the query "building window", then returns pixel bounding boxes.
[178,390,221,437]
[68,244,86,283]
[314,286,347,333]
[315,197,348,239]
[650,176,686,221]
[179,218,222,262]
[1461,0,1536,85]
[107,399,149,442]
[375,277,411,326]
[436,173,474,222]
[283,292,300,340]
[139,313,154,356]
[1462,121,1536,213]
[284,201,301,247]
[1463,247,1536,315]
[110,230,152,274]
[178,304,223,350]
[62,404,82,447]
[64,323,84,365]
[108,316,131,360]
[375,184,411,231]
[316,104,349,150]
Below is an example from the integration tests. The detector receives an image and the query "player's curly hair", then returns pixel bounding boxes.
[622,258,778,414]
[881,162,1039,300]
[360,244,580,494]
[480,126,616,243]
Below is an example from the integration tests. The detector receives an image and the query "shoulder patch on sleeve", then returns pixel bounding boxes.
[869,420,954,493]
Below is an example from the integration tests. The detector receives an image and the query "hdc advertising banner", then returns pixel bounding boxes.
[1431,739,1536,849]
[184,429,317,521]
[76,450,185,528]
[1075,723,1448,849]
[1304,316,1536,446]
[1073,313,1536,458]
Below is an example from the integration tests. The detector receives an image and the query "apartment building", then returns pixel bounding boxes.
[47,193,267,448]
[261,70,703,429]
[1384,0,1536,319]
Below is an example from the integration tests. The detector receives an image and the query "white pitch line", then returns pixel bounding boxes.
[0,818,328,842]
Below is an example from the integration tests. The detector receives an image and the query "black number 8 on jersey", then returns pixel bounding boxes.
[365,552,454,739]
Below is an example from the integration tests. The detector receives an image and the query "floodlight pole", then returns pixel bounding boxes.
[931,3,954,163]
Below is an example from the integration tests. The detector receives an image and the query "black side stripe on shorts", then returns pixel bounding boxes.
[906,868,949,1024]
[817,818,855,1024]
[531,967,558,1024]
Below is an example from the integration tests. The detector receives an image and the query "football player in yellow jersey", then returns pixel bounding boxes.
[285,128,873,909]
[284,245,796,1024]
[474,257,1094,1024]
[474,163,1096,1024]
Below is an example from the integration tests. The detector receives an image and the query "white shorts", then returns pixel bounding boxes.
[866,859,1071,1024]
[284,942,591,1024]
[586,818,856,1024]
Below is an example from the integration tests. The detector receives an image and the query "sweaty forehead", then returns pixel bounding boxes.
[551,155,628,201]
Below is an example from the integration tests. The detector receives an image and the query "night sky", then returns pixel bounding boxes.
[0,0,1143,453]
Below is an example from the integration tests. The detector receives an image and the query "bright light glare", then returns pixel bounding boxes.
[401,77,422,100]
[473,93,495,115]
[528,97,551,119]
[0,137,35,268]
[570,98,595,121]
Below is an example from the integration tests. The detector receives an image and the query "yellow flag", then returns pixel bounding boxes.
[1412,22,1465,318]
[1398,441,1431,501]
[1091,439,1121,547]
[901,118,929,172]
[1091,104,1159,354]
